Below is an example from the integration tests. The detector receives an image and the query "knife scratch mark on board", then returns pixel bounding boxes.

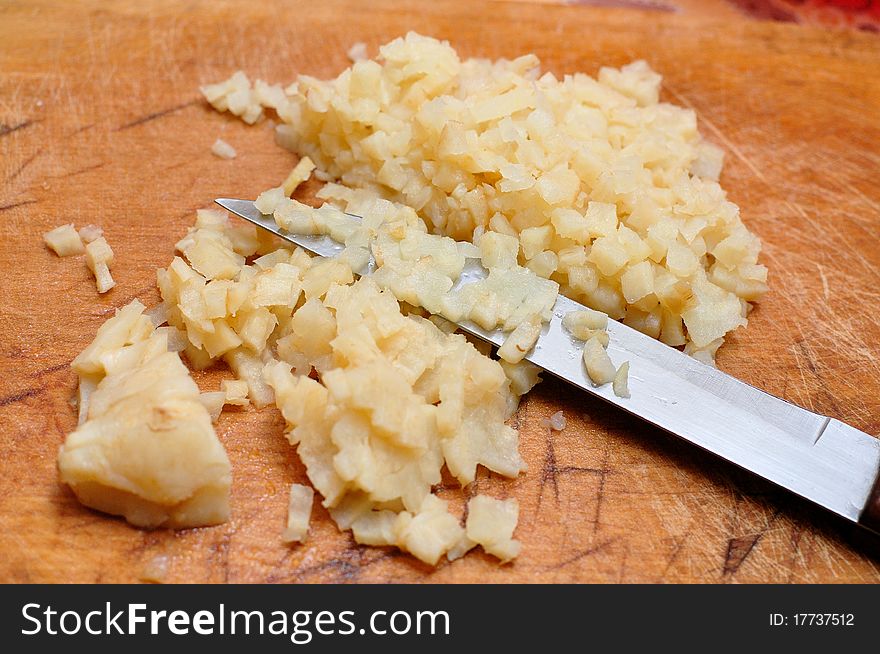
[537,430,604,509]
[722,508,782,577]
[538,428,560,506]
[116,99,199,131]
[30,362,70,378]
[0,387,46,407]
[558,465,604,475]
[789,341,816,412]
[547,538,616,570]
[0,199,38,212]
[0,119,37,138]
[795,340,847,419]
[69,123,96,136]
[44,161,106,180]
[6,149,42,182]
[275,547,400,583]
[591,441,612,534]
[722,532,762,575]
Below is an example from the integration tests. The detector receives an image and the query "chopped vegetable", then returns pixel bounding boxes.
[58,300,231,528]
[152,209,536,563]
[346,41,368,62]
[497,315,542,364]
[199,391,226,422]
[60,33,774,562]
[465,495,521,563]
[582,335,616,386]
[263,272,529,564]
[139,555,170,583]
[44,224,85,257]
[215,32,767,361]
[562,308,609,340]
[282,483,314,543]
[85,236,115,293]
[211,138,237,159]
[221,379,249,406]
[546,410,566,431]
[613,361,631,398]
[200,71,263,124]
[281,156,316,195]
[78,224,103,243]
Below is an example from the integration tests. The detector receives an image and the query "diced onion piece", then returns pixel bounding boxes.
[93,262,115,293]
[225,348,275,408]
[282,156,316,196]
[78,224,103,243]
[71,300,151,376]
[549,410,566,431]
[146,303,169,327]
[221,379,249,406]
[446,534,477,561]
[351,510,398,547]
[519,225,552,260]
[620,260,654,303]
[500,359,542,397]
[584,202,618,238]
[562,308,608,339]
[282,483,314,543]
[85,236,115,293]
[200,71,264,124]
[199,391,226,423]
[211,138,237,159]
[479,231,519,269]
[582,335,616,386]
[155,326,188,352]
[76,374,100,425]
[44,224,85,256]
[139,555,169,583]
[598,59,661,107]
[526,250,558,279]
[497,316,541,364]
[690,141,725,181]
[394,495,464,566]
[465,495,520,563]
[347,41,368,62]
[613,361,631,398]
[254,186,288,215]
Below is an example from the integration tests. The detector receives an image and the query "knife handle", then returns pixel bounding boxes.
[861,473,880,535]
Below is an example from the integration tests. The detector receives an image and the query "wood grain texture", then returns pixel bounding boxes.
[1,0,879,583]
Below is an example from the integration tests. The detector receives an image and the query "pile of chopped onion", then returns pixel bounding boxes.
[203,32,768,362]
[158,208,535,563]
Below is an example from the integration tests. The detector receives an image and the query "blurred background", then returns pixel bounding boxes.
[513,0,880,32]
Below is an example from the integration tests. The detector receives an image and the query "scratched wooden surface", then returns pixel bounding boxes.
[1,0,879,583]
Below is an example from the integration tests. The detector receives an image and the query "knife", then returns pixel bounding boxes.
[216,197,880,536]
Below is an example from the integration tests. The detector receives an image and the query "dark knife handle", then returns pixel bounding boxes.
[861,472,880,535]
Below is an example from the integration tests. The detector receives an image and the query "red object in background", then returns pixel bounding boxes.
[729,0,880,30]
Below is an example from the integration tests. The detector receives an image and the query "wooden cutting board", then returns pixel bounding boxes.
[2,0,879,583]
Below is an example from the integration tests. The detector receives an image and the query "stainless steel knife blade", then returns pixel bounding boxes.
[216,197,880,533]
